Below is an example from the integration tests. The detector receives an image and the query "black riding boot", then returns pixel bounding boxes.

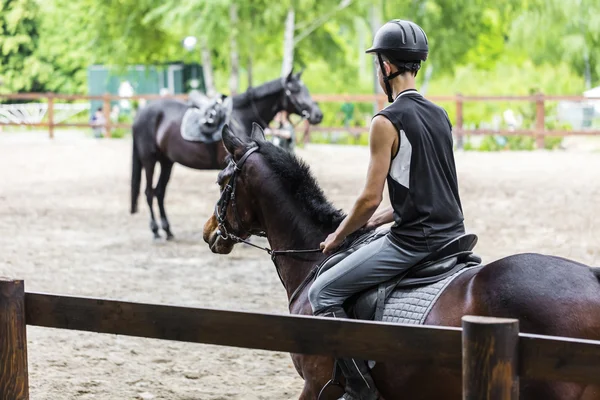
[316,306,380,400]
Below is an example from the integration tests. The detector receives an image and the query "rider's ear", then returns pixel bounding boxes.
[222,124,244,155]
[250,122,265,142]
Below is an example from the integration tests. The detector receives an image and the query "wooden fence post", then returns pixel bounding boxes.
[47,93,54,139]
[103,93,112,138]
[462,315,519,400]
[456,93,464,149]
[535,92,545,149]
[0,279,29,400]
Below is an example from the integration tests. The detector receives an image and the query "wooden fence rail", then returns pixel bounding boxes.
[2,278,600,399]
[2,92,600,144]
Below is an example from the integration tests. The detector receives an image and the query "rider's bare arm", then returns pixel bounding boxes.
[331,115,397,240]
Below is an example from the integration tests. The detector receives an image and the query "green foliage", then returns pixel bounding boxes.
[0,0,49,93]
[462,135,532,151]
[0,0,598,110]
[462,134,565,152]
[544,136,564,150]
[379,0,520,75]
[309,131,369,146]
[0,0,92,94]
[429,59,586,128]
[110,128,128,139]
[509,0,600,86]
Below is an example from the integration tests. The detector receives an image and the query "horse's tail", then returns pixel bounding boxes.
[130,133,142,214]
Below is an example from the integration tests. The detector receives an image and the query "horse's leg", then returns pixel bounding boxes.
[156,159,175,240]
[581,384,600,400]
[293,354,343,400]
[143,159,160,239]
[520,380,585,400]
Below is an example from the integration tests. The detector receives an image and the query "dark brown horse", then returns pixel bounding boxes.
[130,70,323,239]
[202,124,600,400]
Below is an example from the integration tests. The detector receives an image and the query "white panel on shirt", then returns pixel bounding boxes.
[389,129,412,189]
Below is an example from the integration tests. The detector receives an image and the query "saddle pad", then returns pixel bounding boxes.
[180,108,223,143]
[381,266,472,325]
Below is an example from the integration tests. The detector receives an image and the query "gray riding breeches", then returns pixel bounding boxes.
[308,234,429,314]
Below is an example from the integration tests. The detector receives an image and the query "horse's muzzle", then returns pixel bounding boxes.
[309,108,324,124]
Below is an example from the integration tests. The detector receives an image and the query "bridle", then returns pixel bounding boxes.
[248,78,313,129]
[213,146,323,288]
[214,146,263,241]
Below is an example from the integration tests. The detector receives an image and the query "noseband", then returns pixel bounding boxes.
[213,146,322,260]
[282,84,312,120]
[248,79,313,128]
[214,146,262,241]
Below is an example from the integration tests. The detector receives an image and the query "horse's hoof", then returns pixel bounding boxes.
[153,234,161,240]
[166,234,175,241]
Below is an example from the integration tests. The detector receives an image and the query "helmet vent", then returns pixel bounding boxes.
[393,20,407,44]
[409,25,417,43]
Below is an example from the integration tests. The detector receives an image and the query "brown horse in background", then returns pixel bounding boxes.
[130,70,322,239]
[202,124,600,399]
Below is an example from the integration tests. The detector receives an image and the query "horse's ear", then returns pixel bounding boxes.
[222,124,244,155]
[296,68,304,79]
[250,122,265,142]
[286,68,294,81]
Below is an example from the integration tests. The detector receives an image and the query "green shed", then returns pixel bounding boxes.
[87,63,204,116]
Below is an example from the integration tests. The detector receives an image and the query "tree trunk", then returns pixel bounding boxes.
[357,18,367,80]
[281,7,295,77]
[294,0,353,46]
[229,3,239,96]
[369,3,383,114]
[247,55,253,88]
[201,37,216,96]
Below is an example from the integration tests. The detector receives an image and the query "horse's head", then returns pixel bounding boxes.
[282,69,323,125]
[203,122,343,255]
[203,123,271,254]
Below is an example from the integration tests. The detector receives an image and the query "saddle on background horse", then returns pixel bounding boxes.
[315,228,481,322]
[181,93,233,143]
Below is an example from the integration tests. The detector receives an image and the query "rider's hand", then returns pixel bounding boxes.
[320,232,345,255]
[364,219,378,231]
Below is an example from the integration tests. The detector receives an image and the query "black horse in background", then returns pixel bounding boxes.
[130,69,323,240]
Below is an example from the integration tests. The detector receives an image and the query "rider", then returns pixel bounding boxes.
[308,19,466,400]
[265,111,296,151]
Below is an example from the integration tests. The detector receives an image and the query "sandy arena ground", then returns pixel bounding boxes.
[1,130,599,399]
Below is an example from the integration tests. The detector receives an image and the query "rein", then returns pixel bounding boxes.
[213,146,322,289]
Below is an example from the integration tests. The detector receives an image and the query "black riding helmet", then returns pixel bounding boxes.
[366,19,429,102]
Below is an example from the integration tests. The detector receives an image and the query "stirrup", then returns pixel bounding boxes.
[336,357,379,400]
[318,378,345,400]
[318,360,344,400]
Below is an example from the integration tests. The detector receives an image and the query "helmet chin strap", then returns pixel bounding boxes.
[377,53,403,103]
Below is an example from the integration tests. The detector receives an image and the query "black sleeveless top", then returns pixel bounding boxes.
[376,89,465,251]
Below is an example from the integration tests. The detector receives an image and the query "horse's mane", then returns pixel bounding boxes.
[232,78,284,108]
[254,141,372,244]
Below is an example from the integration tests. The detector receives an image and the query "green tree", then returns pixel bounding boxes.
[35,0,93,93]
[0,0,51,93]
[509,0,600,88]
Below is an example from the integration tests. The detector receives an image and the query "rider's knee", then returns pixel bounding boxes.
[307,281,324,313]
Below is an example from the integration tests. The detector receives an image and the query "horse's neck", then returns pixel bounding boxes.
[261,202,328,302]
[234,91,283,131]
